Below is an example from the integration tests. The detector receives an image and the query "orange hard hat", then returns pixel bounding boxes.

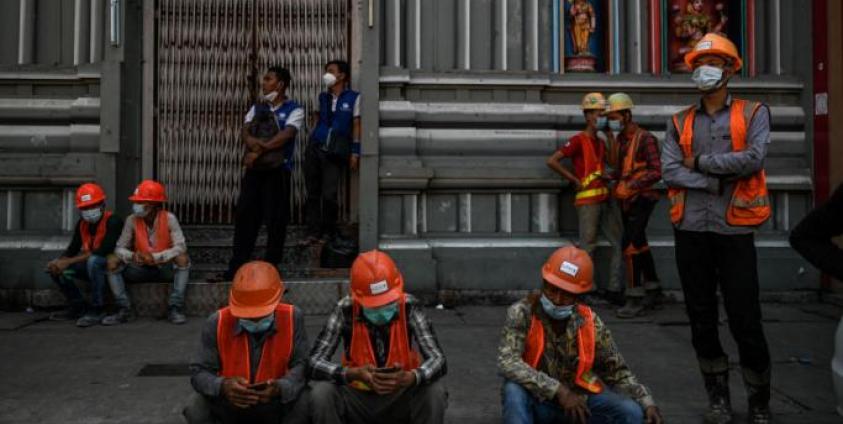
[350,250,404,309]
[684,32,743,71]
[129,180,167,203]
[541,246,594,294]
[75,183,106,209]
[229,261,284,318]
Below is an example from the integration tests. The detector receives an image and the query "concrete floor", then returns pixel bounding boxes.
[0,302,841,424]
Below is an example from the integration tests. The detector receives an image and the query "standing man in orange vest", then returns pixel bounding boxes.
[498,246,663,424]
[661,33,772,424]
[185,261,309,424]
[547,93,624,306]
[104,180,192,325]
[309,250,448,424]
[603,93,664,319]
[46,183,123,327]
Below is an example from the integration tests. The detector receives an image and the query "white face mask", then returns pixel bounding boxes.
[322,72,338,88]
[692,65,725,92]
[263,91,279,103]
[80,207,103,223]
[132,204,149,218]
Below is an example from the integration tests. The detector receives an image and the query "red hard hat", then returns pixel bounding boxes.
[229,261,284,318]
[350,250,404,309]
[75,183,106,209]
[129,180,167,203]
[541,246,594,294]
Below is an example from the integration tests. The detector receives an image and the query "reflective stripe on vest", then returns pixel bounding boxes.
[668,99,771,227]
[216,304,295,383]
[522,304,604,394]
[133,210,173,254]
[80,211,113,253]
[574,137,608,206]
[342,294,422,391]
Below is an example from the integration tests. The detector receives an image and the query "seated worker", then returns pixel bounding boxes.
[309,250,448,424]
[47,183,123,327]
[498,246,664,424]
[184,261,308,424]
[103,180,191,325]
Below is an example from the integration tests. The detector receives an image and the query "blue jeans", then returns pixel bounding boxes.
[108,262,190,309]
[502,380,643,424]
[50,255,108,313]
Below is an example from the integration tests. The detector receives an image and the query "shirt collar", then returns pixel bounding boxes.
[696,93,733,112]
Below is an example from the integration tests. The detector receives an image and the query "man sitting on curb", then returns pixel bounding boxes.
[498,246,663,424]
[47,183,123,327]
[309,250,448,424]
[104,179,191,325]
[185,261,309,424]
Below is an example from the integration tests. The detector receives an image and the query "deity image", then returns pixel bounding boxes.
[570,0,596,56]
[670,0,728,72]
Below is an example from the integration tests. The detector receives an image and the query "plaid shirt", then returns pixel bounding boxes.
[616,128,662,203]
[308,294,447,386]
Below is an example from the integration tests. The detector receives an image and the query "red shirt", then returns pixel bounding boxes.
[558,132,607,185]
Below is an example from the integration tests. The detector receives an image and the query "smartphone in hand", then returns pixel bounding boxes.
[374,366,401,374]
[249,381,270,391]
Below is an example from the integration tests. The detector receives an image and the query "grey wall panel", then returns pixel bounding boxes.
[426,193,458,232]
[469,0,494,71]
[506,0,523,71]
[379,194,405,235]
[22,191,62,230]
[434,0,457,71]
[0,1,21,65]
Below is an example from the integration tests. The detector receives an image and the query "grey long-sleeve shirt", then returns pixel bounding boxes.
[189,307,309,404]
[114,211,187,263]
[661,95,771,235]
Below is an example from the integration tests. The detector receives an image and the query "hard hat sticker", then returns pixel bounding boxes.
[81,194,92,202]
[696,41,712,51]
[560,261,579,277]
[370,280,389,295]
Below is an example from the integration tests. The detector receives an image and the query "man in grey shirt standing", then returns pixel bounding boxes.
[661,33,772,424]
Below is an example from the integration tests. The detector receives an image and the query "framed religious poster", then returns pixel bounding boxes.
[561,0,612,73]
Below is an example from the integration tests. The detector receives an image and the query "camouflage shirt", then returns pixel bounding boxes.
[497,296,656,409]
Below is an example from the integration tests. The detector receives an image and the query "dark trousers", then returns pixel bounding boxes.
[304,142,345,238]
[621,197,659,293]
[227,167,291,275]
[50,255,108,313]
[310,380,448,424]
[183,392,308,424]
[674,229,771,375]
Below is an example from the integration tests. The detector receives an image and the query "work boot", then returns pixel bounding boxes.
[101,308,134,326]
[616,296,646,319]
[642,288,665,310]
[75,312,105,328]
[703,372,733,424]
[168,307,187,325]
[744,369,772,424]
[49,305,85,321]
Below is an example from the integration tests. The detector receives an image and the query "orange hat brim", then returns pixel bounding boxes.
[354,287,402,309]
[541,269,593,294]
[229,291,281,319]
[684,48,743,71]
[128,195,165,203]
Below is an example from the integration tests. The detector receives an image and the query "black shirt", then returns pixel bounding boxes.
[790,184,843,280]
[63,214,124,257]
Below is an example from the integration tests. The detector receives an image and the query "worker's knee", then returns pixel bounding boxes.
[419,379,448,409]
[309,381,340,408]
[182,392,214,424]
[174,254,191,268]
[106,254,123,272]
[87,254,108,270]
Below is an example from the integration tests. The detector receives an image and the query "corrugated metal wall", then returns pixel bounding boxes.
[156,0,350,224]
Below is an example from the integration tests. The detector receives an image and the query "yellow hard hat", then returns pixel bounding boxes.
[581,92,606,111]
[606,93,634,113]
[684,33,743,71]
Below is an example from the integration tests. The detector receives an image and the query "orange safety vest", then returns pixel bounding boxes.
[342,294,422,391]
[614,129,657,201]
[133,210,173,254]
[216,304,295,383]
[668,99,771,227]
[522,304,604,394]
[79,211,113,253]
[574,137,609,206]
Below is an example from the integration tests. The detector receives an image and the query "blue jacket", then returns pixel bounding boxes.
[311,89,360,154]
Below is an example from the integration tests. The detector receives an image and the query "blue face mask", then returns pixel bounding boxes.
[595,116,607,130]
[362,302,399,326]
[608,119,623,132]
[692,65,725,92]
[540,294,575,321]
[239,315,274,334]
[132,203,149,218]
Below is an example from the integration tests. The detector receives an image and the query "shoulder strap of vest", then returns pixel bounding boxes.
[672,105,696,138]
